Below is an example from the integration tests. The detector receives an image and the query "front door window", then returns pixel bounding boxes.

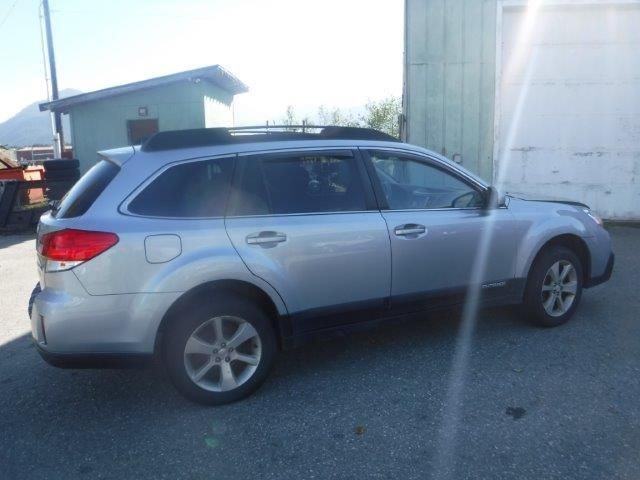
[369,151,484,210]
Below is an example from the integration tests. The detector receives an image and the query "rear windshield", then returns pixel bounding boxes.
[54,160,120,218]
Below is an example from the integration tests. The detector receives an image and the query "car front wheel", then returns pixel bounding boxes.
[164,295,277,405]
[524,246,583,327]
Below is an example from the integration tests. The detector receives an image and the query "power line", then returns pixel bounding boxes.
[0,0,21,29]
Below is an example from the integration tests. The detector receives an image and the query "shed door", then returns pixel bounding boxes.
[496,3,640,220]
[127,119,159,145]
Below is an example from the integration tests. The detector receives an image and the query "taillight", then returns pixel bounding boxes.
[41,229,118,272]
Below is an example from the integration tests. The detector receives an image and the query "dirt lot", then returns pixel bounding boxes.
[0,227,638,479]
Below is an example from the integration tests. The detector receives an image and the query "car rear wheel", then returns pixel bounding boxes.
[164,295,277,405]
[524,246,583,327]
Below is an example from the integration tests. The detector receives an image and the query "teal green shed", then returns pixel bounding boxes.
[40,65,248,172]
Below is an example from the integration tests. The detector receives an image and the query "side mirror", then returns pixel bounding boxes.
[484,186,506,209]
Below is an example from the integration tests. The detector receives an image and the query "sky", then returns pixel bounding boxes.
[0,0,404,124]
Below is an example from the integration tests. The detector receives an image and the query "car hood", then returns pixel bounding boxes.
[506,191,590,209]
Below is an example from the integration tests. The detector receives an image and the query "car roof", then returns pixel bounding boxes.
[142,126,400,151]
[98,133,489,189]
[101,139,428,164]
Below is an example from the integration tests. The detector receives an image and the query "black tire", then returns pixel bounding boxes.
[46,184,73,201]
[523,246,583,327]
[46,169,80,182]
[43,159,80,171]
[28,282,41,318]
[163,294,277,405]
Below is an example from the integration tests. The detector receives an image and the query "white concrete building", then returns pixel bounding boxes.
[404,0,640,219]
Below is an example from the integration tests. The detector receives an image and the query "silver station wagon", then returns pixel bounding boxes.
[29,126,614,404]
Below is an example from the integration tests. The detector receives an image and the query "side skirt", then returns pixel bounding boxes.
[281,279,525,349]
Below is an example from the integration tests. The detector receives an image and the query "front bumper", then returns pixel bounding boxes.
[585,252,615,288]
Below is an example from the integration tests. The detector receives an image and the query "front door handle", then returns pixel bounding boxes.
[246,231,287,245]
[394,224,426,236]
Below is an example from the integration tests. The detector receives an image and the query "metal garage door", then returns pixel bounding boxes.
[495,2,640,220]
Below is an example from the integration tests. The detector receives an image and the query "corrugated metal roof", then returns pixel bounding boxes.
[39,65,248,113]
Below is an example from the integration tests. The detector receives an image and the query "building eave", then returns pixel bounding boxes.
[39,65,248,113]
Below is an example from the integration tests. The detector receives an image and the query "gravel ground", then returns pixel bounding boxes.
[0,227,638,480]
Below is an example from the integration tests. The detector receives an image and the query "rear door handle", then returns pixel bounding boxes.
[394,224,426,236]
[246,231,287,245]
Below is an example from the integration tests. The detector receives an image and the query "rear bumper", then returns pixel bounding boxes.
[585,252,614,288]
[29,274,181,357]
[35,342,152,369]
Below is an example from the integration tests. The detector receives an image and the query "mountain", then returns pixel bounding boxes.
[0,89,82,147]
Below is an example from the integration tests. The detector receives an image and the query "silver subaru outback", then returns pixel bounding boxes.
[29,126,614,404]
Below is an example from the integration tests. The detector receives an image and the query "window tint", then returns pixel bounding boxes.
[232,153,367,215]
[369,152,484,210]
[128,158,233,217]
[55,160,119,219]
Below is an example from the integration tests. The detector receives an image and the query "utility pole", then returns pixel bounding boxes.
[42,0,64,157]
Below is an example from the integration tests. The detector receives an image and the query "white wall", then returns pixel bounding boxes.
[204,95,234,128]
[495,1,640,219]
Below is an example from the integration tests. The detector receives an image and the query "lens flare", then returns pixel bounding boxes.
[431,2,542,478]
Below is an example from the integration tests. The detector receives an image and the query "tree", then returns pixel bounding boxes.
[317,105,359,127]
[360,96,401,138]
[283,105,297,126]
[280,106,311,131]
[278,96,402,138]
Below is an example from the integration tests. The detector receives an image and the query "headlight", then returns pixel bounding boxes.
[583,208,603,226]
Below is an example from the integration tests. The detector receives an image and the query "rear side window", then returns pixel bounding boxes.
[128,158,234,217]
[231,152,367,215]
[55,160,119,219]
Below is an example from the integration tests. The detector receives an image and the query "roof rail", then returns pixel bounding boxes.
[141,126,399,152]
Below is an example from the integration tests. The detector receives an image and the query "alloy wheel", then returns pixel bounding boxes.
[183,316,262,392]
[541,260,578,317]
